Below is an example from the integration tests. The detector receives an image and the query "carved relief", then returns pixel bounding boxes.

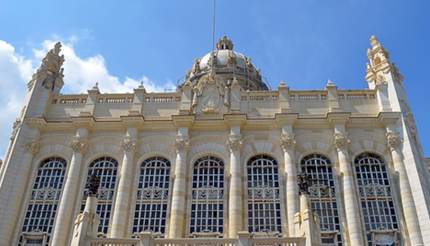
[191,74,227,114]
[280,133,296,151]
[333,133,350,150]
[70,137,88,154]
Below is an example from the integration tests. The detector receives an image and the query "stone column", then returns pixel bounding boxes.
[333,128,366,246]
[227,127,243,238]
[280,130,298,236]
[111,128,138,238]
[386,130,423,245]
[168,128,189,238]
[52,128,88,246]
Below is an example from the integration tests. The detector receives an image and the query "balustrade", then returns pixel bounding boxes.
[88,236,305,246]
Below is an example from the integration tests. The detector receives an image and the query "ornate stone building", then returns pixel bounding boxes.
[0,36,429,246]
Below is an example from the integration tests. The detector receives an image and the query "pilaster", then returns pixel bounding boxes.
[385,126,423,245]
[0,123,39,245]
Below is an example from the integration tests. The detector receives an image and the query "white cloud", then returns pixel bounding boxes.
[0,38,175,159]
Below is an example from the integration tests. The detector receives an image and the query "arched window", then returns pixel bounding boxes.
[133,157,171,236]
[82,156,118,234]
[354,153,398,245]
[19,157,67,246]
[190,156,225,235]
[301,154,343,245]
[247,155,282,234]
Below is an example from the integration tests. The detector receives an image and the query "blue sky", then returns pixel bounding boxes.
[0,0,429,156]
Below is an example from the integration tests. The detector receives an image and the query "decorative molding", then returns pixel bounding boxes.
[280,133,296,151]
[386,132,402,151]
[70,136,88,154]
[333,132,350,150]
[227,134,242,152]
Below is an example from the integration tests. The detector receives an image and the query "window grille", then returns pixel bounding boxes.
[19,157,67,246]
[301,154,343,246]
[247,155,282,234]
[354,153,398,245]
[81,156,118,235]
[133,157,171,236]
[190,156,225,234]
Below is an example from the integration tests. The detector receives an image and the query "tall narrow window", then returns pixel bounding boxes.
[190,156,224,235]
[247,155,282,234]
[355,153,398,245]
[19,157,67,246]
[301,154,343,246]
[82,156,118,235]
[133,157,171,236]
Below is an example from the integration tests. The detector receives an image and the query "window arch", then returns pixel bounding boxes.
[190,156,225,234]
[19,157,67,246]
[82,156,118,235]
[354,153,398,245]
[301,154,343,245]
[247,155,282,234]
[133,156,171,236]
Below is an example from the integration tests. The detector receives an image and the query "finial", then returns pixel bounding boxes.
[53,42,62,55]
[370,35,380,48]
[216,35,234,50]
[279,80,287,87]
[326,79,335,87]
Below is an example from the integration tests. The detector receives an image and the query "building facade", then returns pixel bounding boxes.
[0,36,429,246]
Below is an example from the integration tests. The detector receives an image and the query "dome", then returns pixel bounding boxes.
[183,36,268,91]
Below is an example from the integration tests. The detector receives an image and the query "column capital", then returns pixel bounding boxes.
[386,131,402,151]
[175,135,190,152]
[227,134,243,152]
[280,132,296,151]
[122,136,137,152]
[24,140,40,155]
[70,136,88,154]
[333,132,350,151]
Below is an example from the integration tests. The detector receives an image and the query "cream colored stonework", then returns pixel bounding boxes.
[0,37,429,246]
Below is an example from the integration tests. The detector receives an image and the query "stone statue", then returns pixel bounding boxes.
[86,174,100,196]
[297,173,312,195]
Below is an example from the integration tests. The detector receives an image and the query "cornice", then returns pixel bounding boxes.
[326,112,351,125]
[38,112,391,132]
[172,115,195,128]
[377,111,401,125]
[223,114,247,127]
